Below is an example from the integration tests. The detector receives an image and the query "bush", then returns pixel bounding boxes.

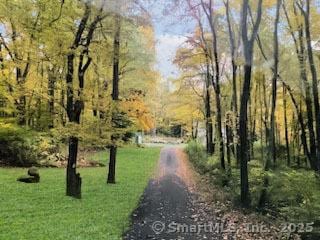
[269,170,320,223]
[185,140,211,173]
[0,123,58,167]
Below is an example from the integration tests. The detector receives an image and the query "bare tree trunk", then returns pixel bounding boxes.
[226,112,233,170]
[249,83,258,160]
[192,15,215,155]
[107,15,121,184]
[300,1,320,172]
[201,0,225,169]
[259,79,265,161]
[205,83,214,155]
[60,88,66,126]
[259,0,282,209]
[239,64,252,206]
[195,120,199,139]
[283,83,291,166]
[66,52,82,199]
[66,136,81,198]
[239,0,263,207]
[283,2,317,170]
[224,0,239,162]
[270,0,281,167]
[282,81,311,165]
[48,67,56,129]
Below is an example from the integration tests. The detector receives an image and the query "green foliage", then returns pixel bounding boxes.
[0,122,57,166]
[185,140,211,173]
[185,140,320,225]
[0,147,160,240]
[269,170,320,222]
[156,124,184,138]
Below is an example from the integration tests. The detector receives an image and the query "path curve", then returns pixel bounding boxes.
[123,147,222,240]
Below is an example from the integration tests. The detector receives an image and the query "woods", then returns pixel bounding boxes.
[1,0,320,239]
[0,0,157,197]
[169,0,320,218]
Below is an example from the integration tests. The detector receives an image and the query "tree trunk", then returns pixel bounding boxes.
[60,88,66,126]
[66,137,81,198]
[65,3,93,198]
[298,36,317,170]
[283,83,291,166]
[249,84,258,160]
[48,68,56,129]
[205,86,214,155]
[259,79,265,161]
[270,0,281,167]
[212,30,225,170]
[282,81,311,165]
[226,112,233,170]
[66,52,83,198]
[248,97,253,161]
[239,64,252,207]
[239,0,263,207]
[283,2,317,170]
[107,145,117,184]
[16,68,27,125]
[215,86,225,169]
[205,54,214,155]
[195,120,199,139]
[107,15,121,184]
[201,0,225,167]
[232,62,240,160]
[303,1,320,172]
[259,0,281,209]
[224,0,238,115]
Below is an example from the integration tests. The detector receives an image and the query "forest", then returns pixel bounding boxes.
[0,0,320,239]
[0,0,158,195]
[169,0,320,236]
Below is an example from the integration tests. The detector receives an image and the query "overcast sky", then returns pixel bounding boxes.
[149,2,195,80]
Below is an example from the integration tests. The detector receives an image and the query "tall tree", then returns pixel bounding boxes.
[201,0,225,169]
[270,0,282,167]
[204,51,215,155]
[186,0,215,155]
[297,0,320,172]
[66,3,105,198]
[107,14,121,184]
[283,1,317,170]
[283,83,291,166]
[259,0,282,208]
[239,0,263,206]
[224,0,240,160]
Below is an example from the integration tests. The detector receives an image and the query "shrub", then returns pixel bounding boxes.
[0,123,57,167]
[269,169,320,223]
[185,140,211,173]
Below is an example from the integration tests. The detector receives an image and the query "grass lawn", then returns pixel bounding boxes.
[0,147,160,240]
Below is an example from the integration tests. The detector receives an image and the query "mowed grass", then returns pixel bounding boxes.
[0,147,160,240]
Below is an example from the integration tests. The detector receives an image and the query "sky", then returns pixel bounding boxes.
[155,33,186,79]
[148,2,195,80]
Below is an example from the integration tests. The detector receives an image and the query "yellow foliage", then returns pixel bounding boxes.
[121,92,155,131]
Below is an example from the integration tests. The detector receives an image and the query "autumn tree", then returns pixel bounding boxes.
[107,14,121,184]
[65,2,107,198]
[201,0,226,169]
[239,0,263,206]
